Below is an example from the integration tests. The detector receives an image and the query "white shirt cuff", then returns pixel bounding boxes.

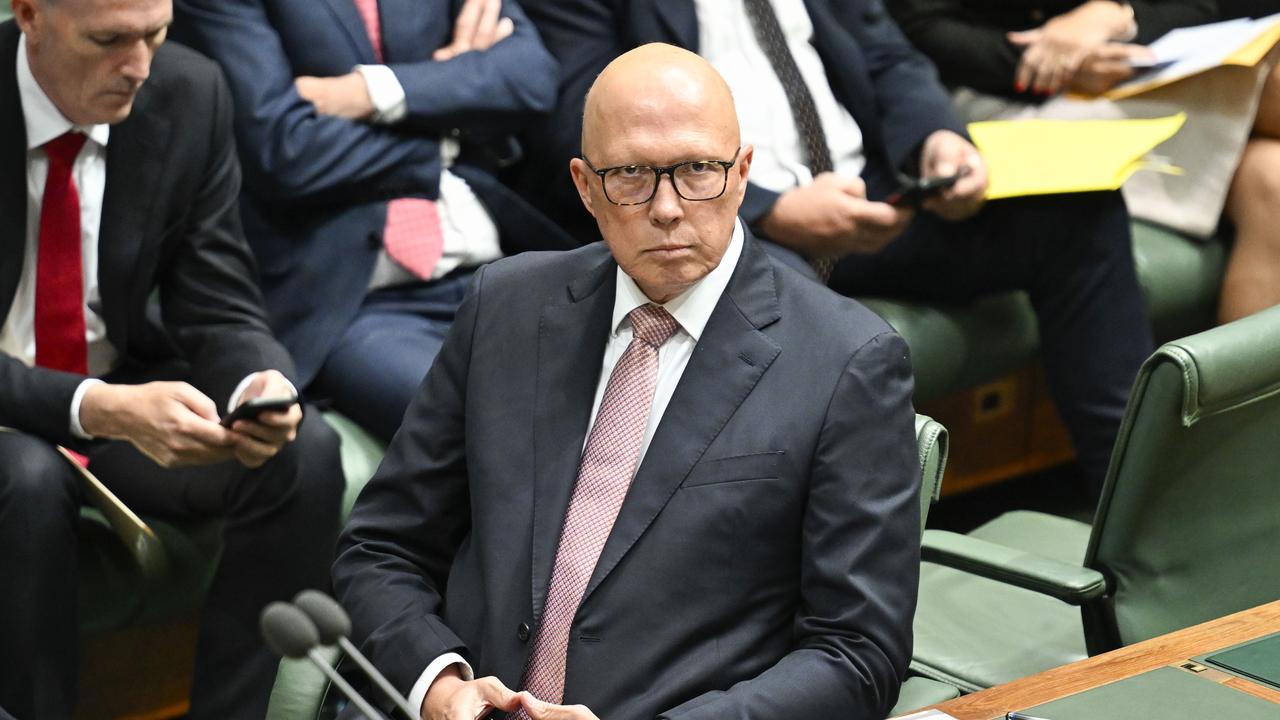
[70,378,104,439]
[407,653,473,717]
[227,372,298,413]
[354,64,408,124]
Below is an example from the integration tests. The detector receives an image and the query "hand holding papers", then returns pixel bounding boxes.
[1107,13,1280,99]
[968,114,1185,199]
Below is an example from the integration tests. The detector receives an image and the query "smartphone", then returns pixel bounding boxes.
[886,169,968,207]
[221,395,299,427]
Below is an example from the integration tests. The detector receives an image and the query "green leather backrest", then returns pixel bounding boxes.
[915,414,948,529]
[266,645,341,720]
[1086,305,1280,650]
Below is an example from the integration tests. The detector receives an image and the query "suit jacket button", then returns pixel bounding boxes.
[367,231,381,249]
[517,623,531,642]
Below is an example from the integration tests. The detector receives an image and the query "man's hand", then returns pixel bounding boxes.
[1069,43,1153,95]
[757,173,913,258]
[79,381,235,468]
[295,72,375,120]
[919,130,988,222]
[421,666,521,720]
[432,0,515,61]
[518,694,601,720]
[1008,0,1137,95]
[225,370,301,469]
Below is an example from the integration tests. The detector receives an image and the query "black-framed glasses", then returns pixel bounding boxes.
[583,147,742,206]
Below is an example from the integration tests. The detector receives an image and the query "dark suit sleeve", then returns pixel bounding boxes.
[172,0,447,206]
[0,360,85,448]
[831,0,968,173]
[890,0,1026,96]
[661,331,921,720]
[159,62,297,404]
[332,266,485,693]
[386,0,559,136]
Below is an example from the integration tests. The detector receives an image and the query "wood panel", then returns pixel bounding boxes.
[76,614,197,720]
[919,365,1076,496]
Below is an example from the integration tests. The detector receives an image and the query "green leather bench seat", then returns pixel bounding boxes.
[865,221,1225,403]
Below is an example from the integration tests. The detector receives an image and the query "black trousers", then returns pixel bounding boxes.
[828,191,1154,498]
[0,408,344,720]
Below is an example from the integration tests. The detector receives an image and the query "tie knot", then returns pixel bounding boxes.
[44,132,87,168]
[628,304,679,348]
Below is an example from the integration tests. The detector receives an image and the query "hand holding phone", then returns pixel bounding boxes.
[886,168,970,208]
[221,395,299,427]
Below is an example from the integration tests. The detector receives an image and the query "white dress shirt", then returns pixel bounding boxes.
[355,65,503,287]
[695,0,866,192]
[406,222,747,713]
[2,35,284,437]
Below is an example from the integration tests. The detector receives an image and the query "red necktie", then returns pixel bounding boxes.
[351,0,445,280]
[35,131,89,375]
[515,305,680,713]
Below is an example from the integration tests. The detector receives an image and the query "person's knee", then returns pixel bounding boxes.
[0,434,80,531]
[1229,140,1280,213]
[246,410,345,514]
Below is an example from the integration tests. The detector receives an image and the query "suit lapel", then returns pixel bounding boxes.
[651,0,699,52]
[1,25,28,324]
[97,86,170,351]
[320,0,379,62]
[580,233,782,605]
[529,252,617,623]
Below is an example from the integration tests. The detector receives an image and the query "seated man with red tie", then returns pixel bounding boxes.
[171,0,574,442]
[0,0,344,717]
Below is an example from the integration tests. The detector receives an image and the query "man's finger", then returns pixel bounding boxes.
[1007,29,1040,46]
[475,676,520,711]
[232,432,279,468]
[172,382,222,423]
[472,0,502,50]
[494,16,515,44]
[450,0,487,53]
[854,200,904,227]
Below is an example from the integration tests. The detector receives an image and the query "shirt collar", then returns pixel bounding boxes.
[17,34,110,151]
[611,218,745,343]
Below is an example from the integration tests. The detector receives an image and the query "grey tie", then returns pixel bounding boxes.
[742,0,840,281]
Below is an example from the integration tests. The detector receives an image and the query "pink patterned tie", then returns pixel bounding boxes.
[351,0,444,279]
[515,304,680,714]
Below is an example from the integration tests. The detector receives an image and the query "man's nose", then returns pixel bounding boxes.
[648,172,684,225]
[120,41,154,87]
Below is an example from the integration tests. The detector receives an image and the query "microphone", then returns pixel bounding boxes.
[294,589,420,720]
[260,601,389,720]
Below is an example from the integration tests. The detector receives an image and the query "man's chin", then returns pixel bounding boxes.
[94,95,138,124]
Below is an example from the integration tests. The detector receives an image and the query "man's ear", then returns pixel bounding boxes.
[12,0,43,38]
[569,157,597,218]
[735,144,754,203]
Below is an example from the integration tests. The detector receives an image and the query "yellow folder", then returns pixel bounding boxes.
[969,113,1186,200]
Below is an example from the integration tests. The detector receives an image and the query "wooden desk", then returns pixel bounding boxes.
[925,600,1280,720]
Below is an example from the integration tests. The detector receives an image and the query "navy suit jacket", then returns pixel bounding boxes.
[507,0,969,244]
[171,0,575,385]
[333,232,921,720]
[0,22,294,447]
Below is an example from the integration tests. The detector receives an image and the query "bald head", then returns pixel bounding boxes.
[581,43,739,160]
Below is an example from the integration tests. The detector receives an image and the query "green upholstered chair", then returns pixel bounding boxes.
[910,304,1280,693]
[264,415,956,719]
